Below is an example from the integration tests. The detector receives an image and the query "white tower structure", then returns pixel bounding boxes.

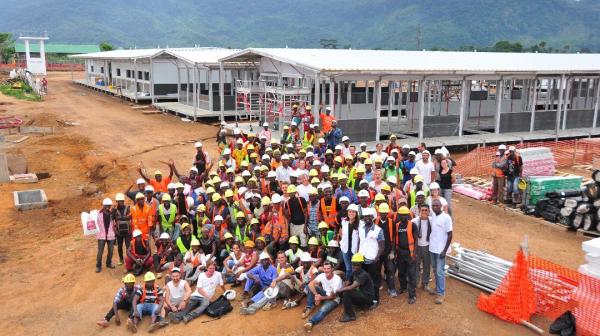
[18,32,49,75]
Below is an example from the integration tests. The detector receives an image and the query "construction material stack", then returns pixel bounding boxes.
[517,147,556,177]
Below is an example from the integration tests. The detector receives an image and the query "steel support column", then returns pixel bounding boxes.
[556,74,565,136]
[529,78,538,132]
[494,78,504,134]
[314,74,320,123]
[329,79,335,118]
[562,77,572,130]
[375,80,382,141]
[208,69,213,113]
[593,78,600,128]
[459,79,468,136]
[418,80,425,139]
[219,62,225,122]
[193,66,198,119]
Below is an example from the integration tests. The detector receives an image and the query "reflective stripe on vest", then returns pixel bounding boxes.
[320,197,337,228]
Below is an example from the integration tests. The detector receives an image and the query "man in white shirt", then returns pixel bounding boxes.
[163,268,192,318]
[358,207,384,307]
[304,262,343,331]
[415,150,435,186]
[169,261,224,324]
[275,154,293,184]
[296,173,312,201]
[428,199,453,304]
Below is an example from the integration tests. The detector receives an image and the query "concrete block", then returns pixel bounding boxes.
[0,152,9,183]
[10,173,38,184]
[19,126,55,135]
[13,189,48,211]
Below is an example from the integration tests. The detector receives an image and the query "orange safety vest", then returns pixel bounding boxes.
[266,207,288,241]
[320,197,338,228]
[140,284,158,303]
[391,219,416,258]
[150,177,171,193]
[131,205,152,238]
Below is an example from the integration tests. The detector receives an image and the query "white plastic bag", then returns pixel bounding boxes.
[81,210,99,236]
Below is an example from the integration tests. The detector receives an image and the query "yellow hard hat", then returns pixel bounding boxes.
[318,221,329,229]
[351,253,365,263]
[224,189,234,198]
[337,173,348,180]
[212,193,222,202]
[115,193,125,201]
[334,156,343,163]
[197,204,206,212]
[310,177,320,184]
[345,155,353,161]
[306,105,312,110]
[309,169,319,177]
[206,187,216,194]
[261,196,271,206]
[288,236,299,245]
[378,203,390,213]
[398,206,411,215]
[135,192,144,199]
[161,194,172,202]
[308,237,319,246]
[144,272,156,282]
[123,274,136,283]
[414,175,424,183]
[374,193,386,201]
[224,232,234,240]
[181,223,191,230]
[287,185,297,193]
[356,166,366,173]
[175,182,184,189]
[244,240,255,248]
[374,157,383,163]
[364,159,373,165]
[235,211,246,219]
[212,176,222,184]
[234,177,244,184]
[359,152,369,159]
[247,144,255,150]
[309,187,319,195]
[251,218,259,225]
[260,165,269,171]
[381,184,391,192]
[154,170,163,176]
[250,152,259,158]
[241,161,249,167]
[330,173,338,180]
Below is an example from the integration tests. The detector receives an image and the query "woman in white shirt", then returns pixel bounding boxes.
[222,243,245,283]
[426,182,448,214]
[340,204,361,280]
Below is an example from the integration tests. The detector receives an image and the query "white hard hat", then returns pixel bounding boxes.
[430,182,440,190]
[264,286,279,299]
[195,142,203,148]
[335,145,343,150]
[387,176,397,184]
[402,144,410,149]
[320,166,329,173]
[498,144,507,150]
[342,136,350,142]
[159,232,170,240]
[360,142,367,147]
[214,215,223,222]
[306,152,314,158]
[223,148,231,155]
[318,138,325,144]
[263,122,269,127]
[409,168,418,175]
[271,193,282,203]
[347,204,359,212]
[233,128,241,135]
[132,229,142,238]
[434,149,441,154]
[259,251,271,260]
[328,240,339,248]
[267,171,276,178]
[282,154,290,160]
[358,190,369,198]
[313,160,322,166]
[136,178,146,185]
[219,182,229,189]
[509,145,516,151]
[224,289,236,300]
[167,183,176,189]
[422,150,430,155]
[102,198,113,206]
[416,191,425,196]
[362,207,375,217]
[189,167,198,173]
[238,186,248,195]
[144,185,154,192]
[300,251,312,262]
[262,154,270,160]
[241,170,251,177]
[390,149,399,154]
[339,196,350,203]
[325,106,332,111]
[408,151,416,156]
[387,156,395,161]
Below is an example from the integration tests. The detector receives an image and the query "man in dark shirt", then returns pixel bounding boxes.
[97,273,139,327]
[395,206,419,304]
[284,185,308,247]
[336,253,375,322]
[376,203,398,297]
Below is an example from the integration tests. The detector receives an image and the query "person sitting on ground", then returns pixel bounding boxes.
[303,261,344,331]
[162,268,192,319]
[239,251,295,314]
[175,223,199,255]
[307,237,325,268]
[125,229,153,276]
[153,232,177,279]
[284,236,303,268]
[129,272,167,332]
[322,240,345,278]
[97,273,139,328]
[335,253,375,323]
[241,252,278,301]
[223,242,245,283]
[234,240,258,286]
[169,261,225,324]
[297,252,319,318]
[183,240,207,282]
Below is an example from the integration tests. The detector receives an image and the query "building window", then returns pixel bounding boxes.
[144,72,150,81]
[100,67,104,74]
[116,69,121,76]
[90,65,94,72]
[126,70,131,78]
[138,71,143,80]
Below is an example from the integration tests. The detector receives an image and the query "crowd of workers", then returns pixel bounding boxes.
[94,105,454,333]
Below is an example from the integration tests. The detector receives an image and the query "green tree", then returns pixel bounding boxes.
[319,39,337,49]
[99,41,114,51]
[0,33,15,63]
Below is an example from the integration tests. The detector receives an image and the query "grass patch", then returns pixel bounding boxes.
[0,82,43,102]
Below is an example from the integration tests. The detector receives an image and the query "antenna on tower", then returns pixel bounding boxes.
[416,24,421,50]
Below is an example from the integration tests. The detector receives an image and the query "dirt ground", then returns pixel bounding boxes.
[0,72,591,336]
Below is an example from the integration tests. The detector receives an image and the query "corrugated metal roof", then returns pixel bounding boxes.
[16,43,100,54]
[70,48,161,60]
[221,48,600,74]
[156,48,241,66]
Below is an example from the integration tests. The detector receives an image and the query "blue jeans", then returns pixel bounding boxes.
[506,177,520,194]
[442,188,453,216]
[430,252,446,295]
[308,289,339,325]
[224,259,236,283]
[136,303,160,318]
[342,250,354,280]
[306,286,326,309]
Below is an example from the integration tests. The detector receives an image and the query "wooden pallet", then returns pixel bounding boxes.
[576,229,600,238]
[463,176,492,188]
[554,170,592,184]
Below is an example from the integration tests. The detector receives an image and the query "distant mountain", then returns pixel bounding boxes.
[1,0,599,51]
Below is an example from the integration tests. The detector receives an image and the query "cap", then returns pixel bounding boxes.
[259,252,271,261]
[358,190,369,198]
[339,196,350,203]
[498,144,507,150]
[342,136,350,142]
[159,232,170,240]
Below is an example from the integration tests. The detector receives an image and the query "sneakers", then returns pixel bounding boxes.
[168,312,180,324]
[282,300,298,310]
[158,319,169,328]
[118,260,124,266]
[426,286,437,295]
[96,319,110,327]
[301,307,313,319]
[182,315,192,324]
[369,301,379,310]
[95,266,101,273]
[408,297,417,304]
[240,307,256,315]
[304,322,313,332]
[262,302,277,311]
[435,295,444,304]
[106,264,116,269]
[339,315,356,323]
[388,289,398,298]
[148,322,159,333]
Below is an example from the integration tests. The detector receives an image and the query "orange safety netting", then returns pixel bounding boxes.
[477,249,536,323]
[477,250,600,336]
[455,138,600,177]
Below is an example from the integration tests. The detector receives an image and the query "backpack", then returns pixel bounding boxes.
[205,295,233,318]
[115,206,131,237]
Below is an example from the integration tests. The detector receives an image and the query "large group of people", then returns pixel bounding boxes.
[94,105,455,333]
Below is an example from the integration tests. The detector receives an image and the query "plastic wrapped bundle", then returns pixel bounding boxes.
[452,184,490,200]
[517,147,556,177]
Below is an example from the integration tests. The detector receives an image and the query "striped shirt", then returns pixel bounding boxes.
[114,285,140,304]
[135,285,164,304]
